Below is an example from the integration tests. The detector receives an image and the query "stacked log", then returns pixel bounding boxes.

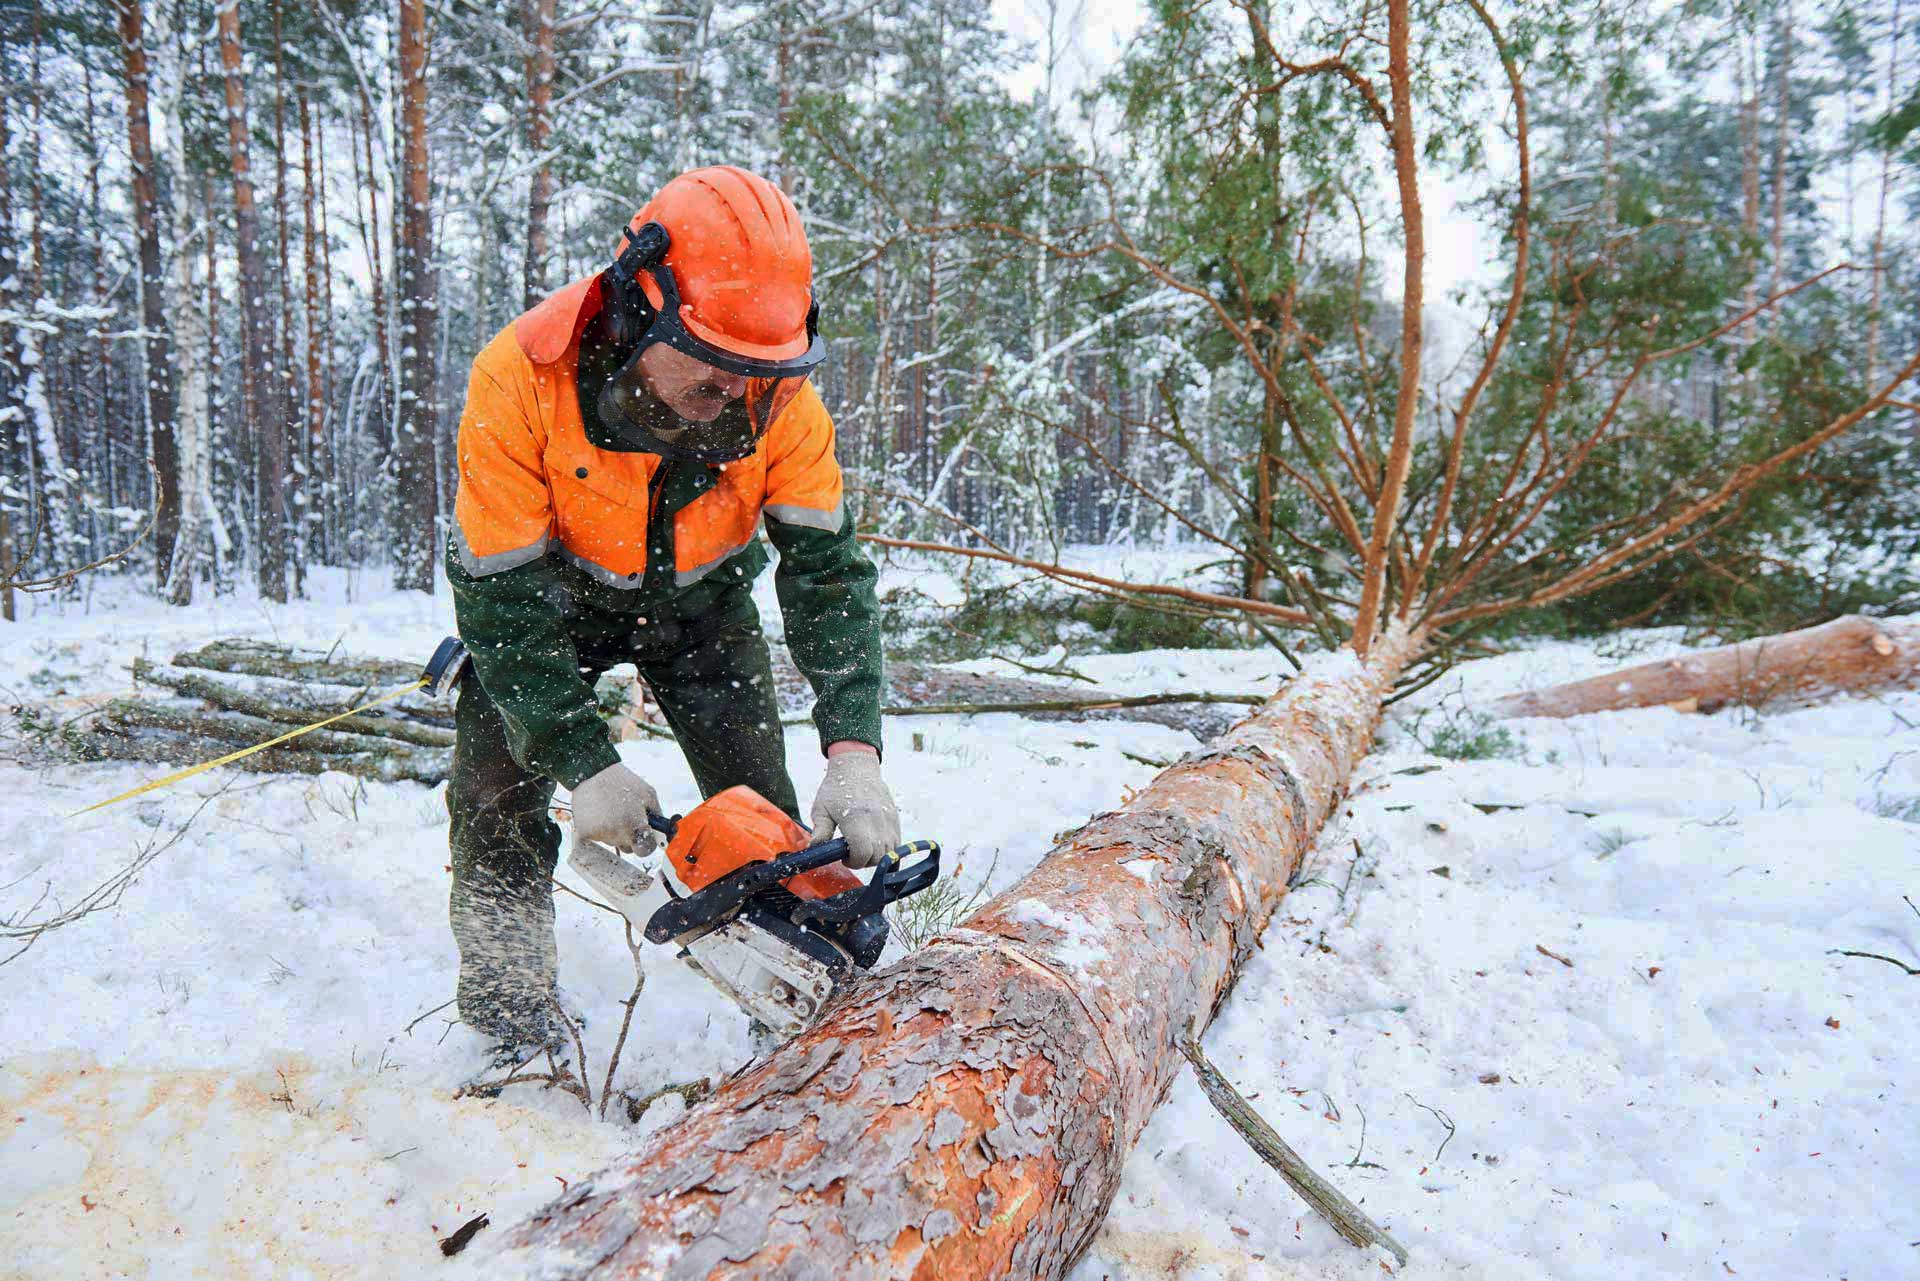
[73,640,453,784]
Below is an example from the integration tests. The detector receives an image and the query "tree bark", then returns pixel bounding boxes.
[1763,2,1793,340]
[1489,614,1920,720]
[272,0,305,594]
[161,21,213,606]
[118,0,182,588]
[0,64,27,610]
[216,0,290,601]
[299,88,327,566]
[1349,0,1423,656]
[522,0,559,308]
[392,0,439,593]
[483,621,1426,1279]
[1865,0,1901,387]
[130,658,456,747]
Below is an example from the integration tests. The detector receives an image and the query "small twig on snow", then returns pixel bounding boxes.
[1177,1030,1408,1267]
[403,997,456,1035]
[1402,1092,1456,1162]
[599,920,648,1121]
[551,995,592,1113]
[1828,949,1920,976]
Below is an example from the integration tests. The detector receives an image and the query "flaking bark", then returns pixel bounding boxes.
[1490,614,1920,720]
[481,621,1425,1280]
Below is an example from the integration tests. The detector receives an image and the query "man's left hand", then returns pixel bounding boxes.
[811,744,900,869]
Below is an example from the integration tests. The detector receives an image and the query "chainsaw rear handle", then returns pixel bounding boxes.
[422,636,470,699]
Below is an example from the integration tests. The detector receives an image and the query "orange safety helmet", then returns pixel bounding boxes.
[592,166,827,463]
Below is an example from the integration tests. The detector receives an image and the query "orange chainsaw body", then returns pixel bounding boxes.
[666,785,860,901]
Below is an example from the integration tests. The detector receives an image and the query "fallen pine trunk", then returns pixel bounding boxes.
[770,650,1249,738]
[480,619,1426,1280]
[1489,613,1920,720]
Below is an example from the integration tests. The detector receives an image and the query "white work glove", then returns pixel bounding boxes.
[569,762,664,854]
[810,749,901,870]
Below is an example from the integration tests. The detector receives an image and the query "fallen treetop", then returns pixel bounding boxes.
[1490,614,1920,720]
[478,621,1426,1279]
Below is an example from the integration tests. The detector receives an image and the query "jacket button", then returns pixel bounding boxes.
[626,571,638,581]
[575,466,588,479]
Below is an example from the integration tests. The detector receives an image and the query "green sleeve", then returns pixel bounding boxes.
[765,512,885,756]
[446,540,621,789]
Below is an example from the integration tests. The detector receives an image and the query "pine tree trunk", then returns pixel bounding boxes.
[522,0,559,308]
[118,0,181,588]
[391,0,438,592]
[216,0,289,601]
[1865,0,1901,387]
[484,623,1427,1279]
[1737,37,1762,353]
[1764,2,1793,338]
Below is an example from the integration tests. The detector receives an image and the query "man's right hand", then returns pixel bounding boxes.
[569,762,664,853]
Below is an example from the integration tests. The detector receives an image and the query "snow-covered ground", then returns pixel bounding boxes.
[2,569,1914,1279]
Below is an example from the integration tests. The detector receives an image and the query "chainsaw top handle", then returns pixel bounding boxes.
[642,837,941,945]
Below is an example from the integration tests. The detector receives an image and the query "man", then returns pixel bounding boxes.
[445,165,899,1051]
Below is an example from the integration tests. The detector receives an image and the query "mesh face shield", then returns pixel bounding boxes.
[597,224,825,464]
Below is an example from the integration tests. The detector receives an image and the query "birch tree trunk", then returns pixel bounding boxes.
[159,3,211,605]
[271,0,305,595]
[391,0,439,592]
[299,89,326,568]
[0,80,25,623]
[216,0,290,601]
[118,0,181,588]
[483,622,1426,1279]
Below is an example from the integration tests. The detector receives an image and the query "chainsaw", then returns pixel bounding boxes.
[424,637,941,1037]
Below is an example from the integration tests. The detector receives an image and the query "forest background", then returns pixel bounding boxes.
[1,0,1916,657]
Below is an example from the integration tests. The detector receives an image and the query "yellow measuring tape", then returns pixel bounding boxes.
[70,679,429,817]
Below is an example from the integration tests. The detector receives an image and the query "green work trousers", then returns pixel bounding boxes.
[446,587,800,1041]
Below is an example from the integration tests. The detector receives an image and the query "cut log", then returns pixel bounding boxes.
[172,638,420,688]
[171,639,452,725]
[83,722,448,785]
[1490,614,1920,720]
[131,659,456,748]
[98,699,435,760]
[481,620,1426,1280]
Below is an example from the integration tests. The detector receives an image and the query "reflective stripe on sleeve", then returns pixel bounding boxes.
[455,525,551,577]
[761,500,845,533]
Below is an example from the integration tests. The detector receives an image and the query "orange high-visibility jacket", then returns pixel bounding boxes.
[451,291,844,591]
